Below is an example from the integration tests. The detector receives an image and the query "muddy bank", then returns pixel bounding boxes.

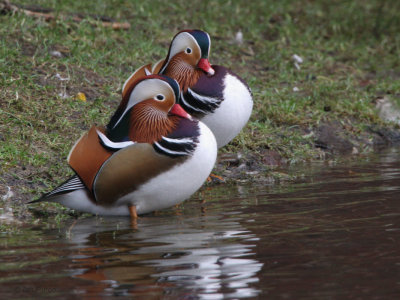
[1,121,400,225]
[215,121,400,182]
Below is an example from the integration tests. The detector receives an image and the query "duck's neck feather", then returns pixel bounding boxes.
[163,55,202,92]
[129,104,179,143]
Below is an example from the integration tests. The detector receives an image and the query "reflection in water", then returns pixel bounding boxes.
[243,149,400,298]
[67,215,263,299]
[1,149,400,299]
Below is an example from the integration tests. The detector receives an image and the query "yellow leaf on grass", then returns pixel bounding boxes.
[76,92,87,102]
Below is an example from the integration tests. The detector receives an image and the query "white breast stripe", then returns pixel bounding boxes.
[154,142,191,156]
[161,136,194,144]
[180,93,208,114]
[188,88,220,104]
[97,129,135,150]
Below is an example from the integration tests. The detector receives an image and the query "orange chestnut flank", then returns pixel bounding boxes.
[123,29,253,148]
[31,75,217,221]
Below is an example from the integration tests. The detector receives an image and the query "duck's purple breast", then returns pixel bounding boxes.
[191,65,227,98]
[153,118,200,158]
[180,65,251,117]
[167,118,200,140]
[192,65,250,96]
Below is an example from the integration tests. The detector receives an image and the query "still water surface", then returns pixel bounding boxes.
[1,149,400,299]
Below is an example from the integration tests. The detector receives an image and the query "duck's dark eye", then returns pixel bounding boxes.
[155,94,165,101]
[185,47,192,54]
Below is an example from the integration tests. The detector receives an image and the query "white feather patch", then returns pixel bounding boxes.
[154,141,190,156]
[97,129,135,150]
[161,136,194,144]
[180,93,208,114]
[187,88,220,104]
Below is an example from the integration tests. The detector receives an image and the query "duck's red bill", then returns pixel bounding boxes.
[197,58,215,76]
[170,104,192,120]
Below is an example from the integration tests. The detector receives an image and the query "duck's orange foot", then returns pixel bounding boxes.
[129,205,138,228]
[207,173,225,183]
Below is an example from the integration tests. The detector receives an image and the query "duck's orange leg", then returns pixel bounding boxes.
[129,205,138,227]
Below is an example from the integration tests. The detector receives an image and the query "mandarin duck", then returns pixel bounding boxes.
[123,29,253,148]
[32,75,217,220]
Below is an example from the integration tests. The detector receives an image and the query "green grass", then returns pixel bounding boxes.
[1,0,400,206]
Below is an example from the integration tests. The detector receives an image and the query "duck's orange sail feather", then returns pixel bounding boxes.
[68,126,112,191]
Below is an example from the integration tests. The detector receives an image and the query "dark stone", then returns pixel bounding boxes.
[368,126,400,146]
[315,124,354,154]
[261,149,282,167]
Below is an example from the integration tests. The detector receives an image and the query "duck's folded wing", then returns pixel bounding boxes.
[68,126,113,191]
[92,143,186,205]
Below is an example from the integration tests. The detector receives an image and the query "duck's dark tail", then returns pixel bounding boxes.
[29,175,86,204]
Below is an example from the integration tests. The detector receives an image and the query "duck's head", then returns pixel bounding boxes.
[160,30,215,91]
[107,75,191,143]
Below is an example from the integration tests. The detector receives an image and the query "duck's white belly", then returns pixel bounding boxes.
[59,122,217,216]
[118,122,217,214]
[201,74,253,148]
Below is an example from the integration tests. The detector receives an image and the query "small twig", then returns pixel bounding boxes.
[0,0,130,30]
